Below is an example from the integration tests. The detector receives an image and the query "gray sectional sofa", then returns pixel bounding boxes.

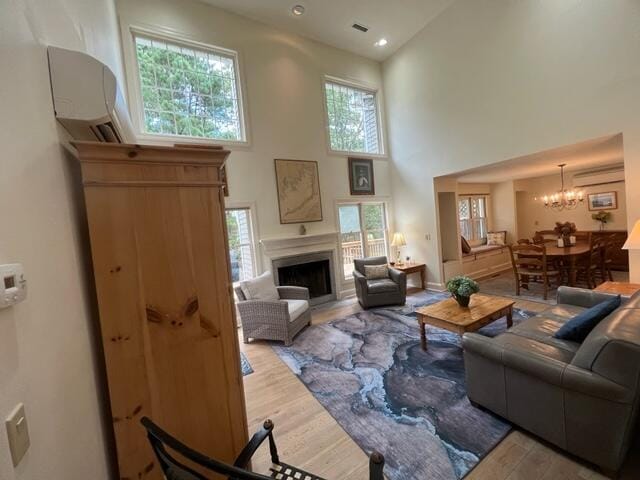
[463,286,640,475]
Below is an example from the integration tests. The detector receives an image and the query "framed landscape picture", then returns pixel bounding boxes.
[274,159,323,224]
[588,191,618,211]
[348,157,375,195]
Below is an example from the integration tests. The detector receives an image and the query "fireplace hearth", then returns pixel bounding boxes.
[272,251,336,305]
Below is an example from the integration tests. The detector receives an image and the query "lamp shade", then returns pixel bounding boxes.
[390,232,406,247]
[623,220,640,250]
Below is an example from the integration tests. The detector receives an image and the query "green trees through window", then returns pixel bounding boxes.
[325,80,381,154]
[134,34,243,141]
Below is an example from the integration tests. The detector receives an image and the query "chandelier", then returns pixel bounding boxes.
[542,164,584,211]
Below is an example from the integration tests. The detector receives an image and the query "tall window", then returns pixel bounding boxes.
[324,79,382,155]
[133,32,245,142]
[459,196,488,241]
[225,208,256,283]
[338,203,388,279]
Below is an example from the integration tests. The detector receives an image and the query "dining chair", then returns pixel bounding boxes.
[533,230,557,244]
[508,244,560,300]
[574,237,606,289]
[603,234,621,282]
[140,416,386,480]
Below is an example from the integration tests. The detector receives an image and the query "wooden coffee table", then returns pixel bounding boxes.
[416,294,515,350]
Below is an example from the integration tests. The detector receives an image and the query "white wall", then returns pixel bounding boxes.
[0,0,123,478]
[383,0,640,285]
[116,0,392,292]
[515,174,627,239]
[490,181,517,244]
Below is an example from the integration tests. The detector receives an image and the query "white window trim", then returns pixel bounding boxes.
[458,195,490,241]
[334,197,393,282]
[321,75,387,159]
[124,25,251,148]
[225,202,260,283]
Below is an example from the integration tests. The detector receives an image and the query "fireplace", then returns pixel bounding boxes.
[272,251,336,305]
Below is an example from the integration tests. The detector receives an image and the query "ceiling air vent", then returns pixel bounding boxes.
[352,23,369,33]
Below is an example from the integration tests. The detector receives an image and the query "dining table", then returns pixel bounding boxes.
[520,242,591,287]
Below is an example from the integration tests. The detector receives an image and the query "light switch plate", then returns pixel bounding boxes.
[5,403,30,467]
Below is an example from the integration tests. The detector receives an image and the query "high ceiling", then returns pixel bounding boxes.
[456,134,624,184]
[198,0,455,61]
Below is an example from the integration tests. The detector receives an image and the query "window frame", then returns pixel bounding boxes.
[127,26,250,147]
[336,199,391,281]
[321,75,386,158]
[458,195,489,242]
[225,205,258,285]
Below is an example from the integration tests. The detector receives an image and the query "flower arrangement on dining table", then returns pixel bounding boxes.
[446,276,480,307]
[554,221,577,246]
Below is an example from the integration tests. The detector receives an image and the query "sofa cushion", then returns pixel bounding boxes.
[487,231,506,245]
[554,295,622,342]
[493,332,575,364]
[239,271,279,302]
[367,278,399,294]
[461,236,472,254]
[364,264,389,280]
[354,256,388,275]
[285,299,309,322]
[508,316,581,355]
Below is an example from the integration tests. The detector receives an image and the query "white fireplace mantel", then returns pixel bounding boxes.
[259,232,339,258]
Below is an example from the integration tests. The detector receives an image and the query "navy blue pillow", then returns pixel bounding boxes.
[554,295,622,342]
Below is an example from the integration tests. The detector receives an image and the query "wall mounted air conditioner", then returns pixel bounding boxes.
[47,46,134,143]
[573,165,625,187]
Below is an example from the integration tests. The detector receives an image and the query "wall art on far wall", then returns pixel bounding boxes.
[588,191,618,211]
[274,159,323,224]
[349,157,375,195]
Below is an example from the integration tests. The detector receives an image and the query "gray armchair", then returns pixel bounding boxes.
[353,256,407,309]
[235,285,311,346]
[463,287,640,475]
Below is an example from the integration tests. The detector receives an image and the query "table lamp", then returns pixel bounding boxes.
[623,220,640,250]
[390,232,406,264]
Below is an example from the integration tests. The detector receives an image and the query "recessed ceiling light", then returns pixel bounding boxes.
[375,38,388,47]
[292,5,305,16]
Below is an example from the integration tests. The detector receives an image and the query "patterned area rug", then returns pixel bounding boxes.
[241,351,253,376]
[273,291,535,480]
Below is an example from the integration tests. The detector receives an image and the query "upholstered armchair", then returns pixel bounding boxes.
[235,273,311,346]
[353,256,407,309]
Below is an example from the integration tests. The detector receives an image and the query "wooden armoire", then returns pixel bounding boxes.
[73,141,248,479]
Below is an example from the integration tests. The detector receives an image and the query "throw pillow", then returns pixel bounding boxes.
[554,295,622,342]
[461,236,472,254]
[364,264,389,280]
[487,231,506,246]
[239,271,279,302]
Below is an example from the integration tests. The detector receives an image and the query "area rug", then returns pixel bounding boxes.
[240,352,254,376]
[273,291,535,480]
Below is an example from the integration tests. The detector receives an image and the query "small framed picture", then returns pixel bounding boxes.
[588,191,618,211]
[348,158,375,195]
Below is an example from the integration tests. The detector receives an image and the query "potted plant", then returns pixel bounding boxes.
[592,211,611,231]
[446,276,479,308]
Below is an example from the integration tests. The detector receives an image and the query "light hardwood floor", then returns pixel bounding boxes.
[240,289,639,479]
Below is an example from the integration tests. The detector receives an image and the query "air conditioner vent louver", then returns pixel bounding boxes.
[92,122,122,143]
[352,23,369,33]
[573,165,625,187]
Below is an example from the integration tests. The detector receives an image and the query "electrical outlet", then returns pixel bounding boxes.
[5,404,30,467]
[425,233,432,241]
